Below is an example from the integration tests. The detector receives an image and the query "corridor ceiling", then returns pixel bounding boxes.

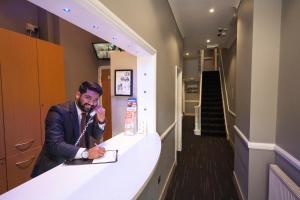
[168,0,240,58]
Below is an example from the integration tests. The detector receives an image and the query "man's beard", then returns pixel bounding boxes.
[76,99,93,113]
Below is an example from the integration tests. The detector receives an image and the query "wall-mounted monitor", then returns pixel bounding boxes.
[92,43,121,60]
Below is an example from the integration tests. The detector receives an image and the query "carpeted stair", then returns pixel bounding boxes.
[201,71,226,137]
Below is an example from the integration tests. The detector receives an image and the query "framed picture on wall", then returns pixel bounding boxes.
[114,69,133,96]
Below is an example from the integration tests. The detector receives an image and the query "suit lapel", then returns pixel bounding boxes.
[69,101,80,141]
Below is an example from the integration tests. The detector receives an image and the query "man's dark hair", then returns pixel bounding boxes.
[79,81,103,96]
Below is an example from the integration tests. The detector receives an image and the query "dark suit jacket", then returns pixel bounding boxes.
[31,101,104,177]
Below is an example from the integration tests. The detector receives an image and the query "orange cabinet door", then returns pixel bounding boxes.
[36,39,66,144]
[0,28,42,156]
[6,146,41,190]
[0,159,7,194]
[0,62,4,159]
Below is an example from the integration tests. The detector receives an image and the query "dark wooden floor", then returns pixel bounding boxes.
[165,116,239,200]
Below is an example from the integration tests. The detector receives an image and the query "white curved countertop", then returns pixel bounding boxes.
[0,132,161,200]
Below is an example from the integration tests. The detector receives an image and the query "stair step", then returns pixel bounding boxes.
[201,112,224,118]
[202,123,225,131]
[202,94,222,99]
[202,106,223,112]
[202,90,221,94]
[202,101,222,106]
[199,71,226,138]
[201,129,226,137]
[202,97,222,101]
[202,117,224,124]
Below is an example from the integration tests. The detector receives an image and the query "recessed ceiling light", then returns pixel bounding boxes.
[209,8,215,13]
[206,39,211,43]
[63,8,71,12]
[185,52,190,56]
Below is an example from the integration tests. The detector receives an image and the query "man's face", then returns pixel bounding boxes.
[76,89,100,112]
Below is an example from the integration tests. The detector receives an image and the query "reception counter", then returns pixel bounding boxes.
[0,132,161,200]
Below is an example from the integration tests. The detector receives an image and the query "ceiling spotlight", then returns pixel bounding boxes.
[63,8,71,13]
[209,8,215,13]
[185,52,190,56]
[206,39,211,43]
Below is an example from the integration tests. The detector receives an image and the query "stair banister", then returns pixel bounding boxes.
[194,49,204,135]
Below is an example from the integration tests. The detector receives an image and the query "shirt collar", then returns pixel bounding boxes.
[75,102,84,117]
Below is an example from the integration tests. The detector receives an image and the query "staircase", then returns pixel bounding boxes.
[201,71,226,137]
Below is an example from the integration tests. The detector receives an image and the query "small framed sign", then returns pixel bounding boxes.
[114,69,133,96]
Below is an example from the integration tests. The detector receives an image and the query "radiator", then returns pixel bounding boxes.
[269,164,300,200]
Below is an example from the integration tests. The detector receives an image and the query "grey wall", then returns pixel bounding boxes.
[234,135,249,199]
[234,1,300,200]
[98,0,183,199]
[110,52,137,136]
[0,0,38,36]
[234,1,253,198]
[58,19,103,100]
[99,0,183,133]
[235,0,253,138]
[276,0,300,185]
[183,58,199,78]
[248,149,275,200]
[221,41,237,143]
[250,0,281,143]
[222,41,236,114]
[247,1,281,199]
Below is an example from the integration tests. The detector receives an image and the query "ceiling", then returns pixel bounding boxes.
[28,0,239,59]
[28,0,155,57]
[168,0,240,58]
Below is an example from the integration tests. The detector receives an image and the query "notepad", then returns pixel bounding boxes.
[64,150,118,165]
[92,150,118,164]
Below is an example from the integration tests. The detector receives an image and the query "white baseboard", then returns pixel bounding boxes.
[233,171,246,200]
[159,160,176,200]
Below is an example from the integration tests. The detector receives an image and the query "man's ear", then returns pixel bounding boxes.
[75,91,81,100]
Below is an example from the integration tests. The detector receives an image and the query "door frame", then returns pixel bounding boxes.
[98,66,112,140]
[98,65,111,102]
[175,66,183,152]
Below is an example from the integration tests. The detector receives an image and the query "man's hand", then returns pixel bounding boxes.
[94,106,106,123]
[88,146,106,159]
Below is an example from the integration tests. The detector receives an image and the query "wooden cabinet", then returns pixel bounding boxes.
[0,28,41,157]
[0,159,7,194]
[0,28,65,192]
[37,39,66,143]
[6,146,41,189]
[0,63,5,160]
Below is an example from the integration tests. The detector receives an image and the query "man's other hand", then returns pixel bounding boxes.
[88,146,106,159]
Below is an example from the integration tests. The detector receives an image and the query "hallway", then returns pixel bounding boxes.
[165,116,239,200]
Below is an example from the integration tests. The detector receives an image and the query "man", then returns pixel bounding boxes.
[32,81,106,177]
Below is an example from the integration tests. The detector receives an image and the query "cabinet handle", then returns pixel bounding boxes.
[15,139,34,151]
[15,156,35,169]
